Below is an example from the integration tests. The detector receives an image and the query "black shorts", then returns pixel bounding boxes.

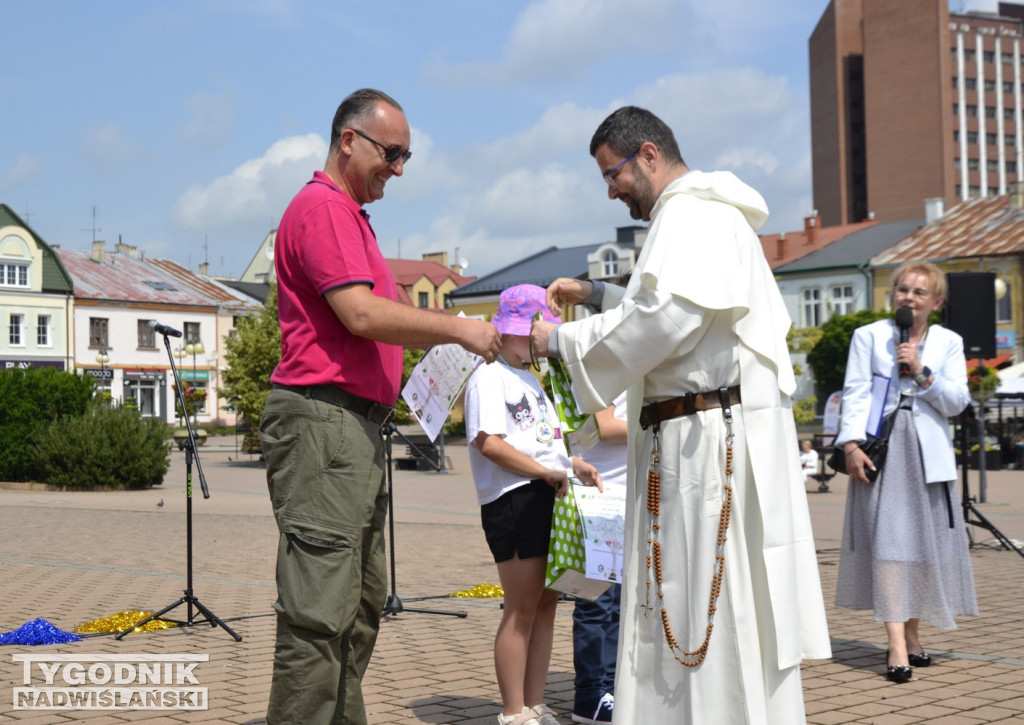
[480,479,555,563]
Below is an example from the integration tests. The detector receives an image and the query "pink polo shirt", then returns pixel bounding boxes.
[270,171,402,405]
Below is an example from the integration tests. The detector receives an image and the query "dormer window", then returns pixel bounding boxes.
[602,250,619,278]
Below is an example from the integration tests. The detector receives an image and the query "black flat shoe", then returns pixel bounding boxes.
[886,664,912,683]
[908,651,932,668]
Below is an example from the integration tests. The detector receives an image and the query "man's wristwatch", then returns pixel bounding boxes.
[914,366,932,386]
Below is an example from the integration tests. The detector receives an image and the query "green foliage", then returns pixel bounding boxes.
[392,348,426,425]
[31,403,172,489]
[218,284,281,427]
[0,367,95,481]
[806,309,891,397]
[792,395,818,425]
[787,325,824,354]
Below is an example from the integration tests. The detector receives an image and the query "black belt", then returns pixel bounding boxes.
[639,386,741,430]
[272,384,393,427]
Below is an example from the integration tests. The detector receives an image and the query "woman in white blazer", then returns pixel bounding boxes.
[833,262,977,684]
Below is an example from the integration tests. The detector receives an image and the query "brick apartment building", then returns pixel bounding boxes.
[810,0,1024,226]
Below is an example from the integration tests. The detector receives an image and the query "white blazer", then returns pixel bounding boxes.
[835,319,971,483]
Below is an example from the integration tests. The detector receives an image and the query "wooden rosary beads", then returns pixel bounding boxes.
[644,420,735,668]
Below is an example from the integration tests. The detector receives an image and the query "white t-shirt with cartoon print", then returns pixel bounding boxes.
[465,362,571,506]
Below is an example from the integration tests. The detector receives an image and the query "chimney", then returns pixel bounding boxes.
[91,240,106,263]
[1009,181,1024,209]
[925,197,945,223]
[199,262,210,276]
[803,212,818,245]
[776,232,787,260]
[114,241,138,258]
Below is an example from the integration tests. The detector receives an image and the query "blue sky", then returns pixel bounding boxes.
[0,0,986,280]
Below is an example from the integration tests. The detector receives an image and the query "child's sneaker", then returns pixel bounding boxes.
[530,703,561,725]
[571,692,614,724]
[497,706,541,725]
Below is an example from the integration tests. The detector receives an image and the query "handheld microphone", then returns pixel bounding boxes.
[895,306,914,378]
[148,320,183,338]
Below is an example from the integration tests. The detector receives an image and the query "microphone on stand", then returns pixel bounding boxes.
[895,306,914,378]
[148,320,183,338]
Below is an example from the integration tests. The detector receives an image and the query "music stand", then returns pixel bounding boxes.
[117,329,242,640]
[957,409,1024,560]
[381,422,466,618]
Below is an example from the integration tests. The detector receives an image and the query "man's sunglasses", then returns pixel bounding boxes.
[350,128,412,164]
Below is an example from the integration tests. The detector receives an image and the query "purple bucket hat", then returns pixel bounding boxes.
[491,284,560,336]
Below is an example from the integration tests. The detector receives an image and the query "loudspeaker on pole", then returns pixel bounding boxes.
[944,272,996,359]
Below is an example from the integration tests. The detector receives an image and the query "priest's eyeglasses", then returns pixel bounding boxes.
[603,150,639,189]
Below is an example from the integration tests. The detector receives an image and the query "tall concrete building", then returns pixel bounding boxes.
[810,0,1024,226]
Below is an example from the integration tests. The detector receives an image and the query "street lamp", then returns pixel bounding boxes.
[95,349,110,401]
[186,340,204,425]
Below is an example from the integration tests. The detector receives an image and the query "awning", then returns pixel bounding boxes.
[998,361,1024,381]
[966,353,1013,371]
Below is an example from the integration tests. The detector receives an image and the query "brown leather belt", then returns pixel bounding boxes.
[272,384,393,427]
[639,385,741,430]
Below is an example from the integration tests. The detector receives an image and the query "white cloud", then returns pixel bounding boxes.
[81,123,153,168]
[0,155,43,192]
[172,133,327,233]
[425,0,687,86]
[179,88,237,151]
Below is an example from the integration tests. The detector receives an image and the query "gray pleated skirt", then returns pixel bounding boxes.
[834,405,979,628]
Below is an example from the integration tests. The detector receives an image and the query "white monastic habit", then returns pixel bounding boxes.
[557,171,832,724]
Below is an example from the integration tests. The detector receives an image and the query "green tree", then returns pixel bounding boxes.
[218,284,281,427]
[787,326,824,425]
[806,309,891,398]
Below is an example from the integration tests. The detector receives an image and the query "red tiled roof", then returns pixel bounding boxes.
[56,248,215,307]
[759,216,878,270]
[966,353,1013,370]
[872,195,1024,265]
[386,258,475,288]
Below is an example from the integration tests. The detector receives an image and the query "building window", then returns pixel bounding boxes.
[967,131,979,144]
[830,285,855,317]
[1005,107,1016,120]
[1003,52,1015,65]
[1005,81,1015,94]
[602,250,619,278]
[985,50,995,63]
[985,106,996,118]
[37,315,50,347]
[184,322,201,344]
[89,317,108,347]
[9,313,23,346]
[987,133,998,146]
[0,261,29,288]
[418,291,429,308]
[997,281,1013,323]
[801,288,822,327]
[1007,134,1016,147]
[1008,161,1018,173]
[986,159,998,171]
[970,158,981,171]
[985,79,997,92]
[138,319,156,348]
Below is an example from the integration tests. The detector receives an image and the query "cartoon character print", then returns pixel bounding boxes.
[505,392,536,430]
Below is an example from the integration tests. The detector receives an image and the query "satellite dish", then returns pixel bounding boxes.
[459,257,469,270]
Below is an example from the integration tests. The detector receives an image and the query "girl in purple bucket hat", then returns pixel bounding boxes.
[465,284,602,725]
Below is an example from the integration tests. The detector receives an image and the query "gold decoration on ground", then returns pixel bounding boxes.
[449,583,504,598]
[75,610,178,633]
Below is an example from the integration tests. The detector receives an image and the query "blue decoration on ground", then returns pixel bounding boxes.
[0,618,82,645]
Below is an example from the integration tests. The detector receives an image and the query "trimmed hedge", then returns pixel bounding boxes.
[31,404,172,489]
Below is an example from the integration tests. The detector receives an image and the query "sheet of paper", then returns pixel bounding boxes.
[401,341,482,442]
[574,485,627,584]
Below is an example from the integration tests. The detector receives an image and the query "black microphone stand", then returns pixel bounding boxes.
[117,331,242,640]
[381,421,466,618]
[958,409,1024,559]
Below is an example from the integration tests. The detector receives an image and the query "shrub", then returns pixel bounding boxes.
[0,367,95,482]
[31,404,172,489]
